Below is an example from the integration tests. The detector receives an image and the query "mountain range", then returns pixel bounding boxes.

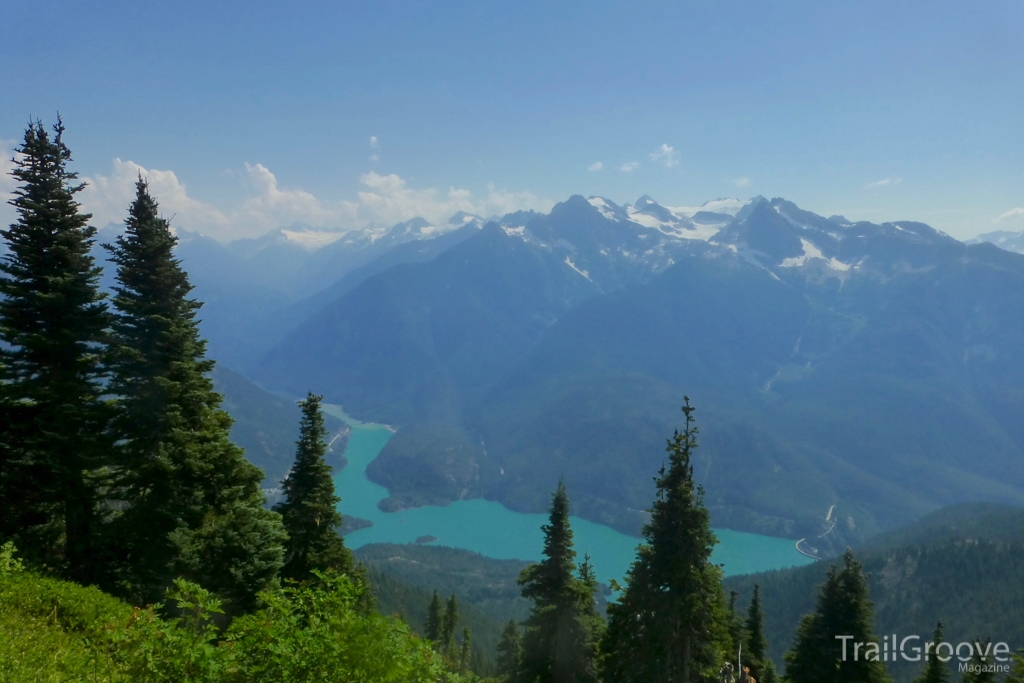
[90,194,1024,545]
[967,229,1024,255]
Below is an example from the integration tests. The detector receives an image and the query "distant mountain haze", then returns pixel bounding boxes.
[967,229,1024,255]
[88,194,1021,544]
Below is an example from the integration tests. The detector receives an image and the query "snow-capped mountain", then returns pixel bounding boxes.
[253,191,1023,546]
[491,193,969,290]
[968,229,1024,255]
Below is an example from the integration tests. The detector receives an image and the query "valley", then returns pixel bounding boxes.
[192,194,1021,553]
[323,405,814,582]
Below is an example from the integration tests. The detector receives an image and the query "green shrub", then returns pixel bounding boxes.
[224,572,459,683]
[1,564,470,682]
[0,562,130,682]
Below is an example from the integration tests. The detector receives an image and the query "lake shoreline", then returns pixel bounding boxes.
[331,412,815,582]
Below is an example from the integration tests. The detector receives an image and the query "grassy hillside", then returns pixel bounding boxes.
[0,565,133,682]
[0,552,468,682]
[723,503,1024,683]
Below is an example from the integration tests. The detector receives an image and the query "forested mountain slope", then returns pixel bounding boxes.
[254,195,1023,544]
[723,503,1024,683]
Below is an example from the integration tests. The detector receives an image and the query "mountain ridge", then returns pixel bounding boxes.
[251,194,1023,544]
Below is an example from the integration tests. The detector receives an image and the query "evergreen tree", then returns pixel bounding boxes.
[425,590,443,642]
[744,584,768,681]
[913,622,950,683]
[441,593,460,657]
[105,178,284,609]
[459,626,472,674]
[517,481,600,683]
[274,392,352,582]
[959,639,995,683]
[760,658,779,683]
[0,118,111,583]
[496,619,522,683]
[602,399,730,683]
[727,590,745,671]
[784,550,890,683]
[1006,650,1024,683]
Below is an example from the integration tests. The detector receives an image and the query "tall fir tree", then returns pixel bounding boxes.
[760,658,779,683]
[105,178,285,609]
[459,626,473,675]
[517,481,601,683]
[602,399,730,683]
[784,550,890,683]
[0,118,111,583]
[960,639,996,683]
[425,590,443,642]
[913,622,951,683]
[274,392,352,582]
[441,593,460,659]
[496,619,522,683]
[744,584,769,681]
[727,590,745,669]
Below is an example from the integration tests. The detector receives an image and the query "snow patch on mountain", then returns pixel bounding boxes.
[280,229,347,250]
[588,196,624,221]
[780,239,851,271]
[502,225,526,237]
[667,198,747,218]
[626,210,672,231]
[564,256,592,281]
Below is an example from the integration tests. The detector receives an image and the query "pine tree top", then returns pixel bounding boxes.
[745,584,768,661]
[519,480,578,606]
[108,176,201,338]
[912,622,951,683]
[1,118,108,395]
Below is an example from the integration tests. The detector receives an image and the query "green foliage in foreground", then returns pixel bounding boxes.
[0,557,468,683]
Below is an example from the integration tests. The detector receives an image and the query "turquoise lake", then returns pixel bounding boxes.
[330,413,814,583]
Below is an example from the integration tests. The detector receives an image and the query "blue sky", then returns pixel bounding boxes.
[1,0,1021,240]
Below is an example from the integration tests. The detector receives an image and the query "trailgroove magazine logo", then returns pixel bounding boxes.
[836,635,1012,674]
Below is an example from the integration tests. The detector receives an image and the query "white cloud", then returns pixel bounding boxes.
[76,159,359,240]
[649,144,679,168]
[587,162,603,172]
[369,136,379,149]
[620,161,639,172]
[732,177,751,188]
[0,139,22,228]
[994,207,1024,223]
[1,150,551,241]
[865,177,901,189]
[357,171,551,225]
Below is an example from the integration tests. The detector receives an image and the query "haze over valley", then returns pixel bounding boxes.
[131,192,1024,555]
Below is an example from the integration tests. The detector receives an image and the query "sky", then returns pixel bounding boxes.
[1,0,1021,241]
